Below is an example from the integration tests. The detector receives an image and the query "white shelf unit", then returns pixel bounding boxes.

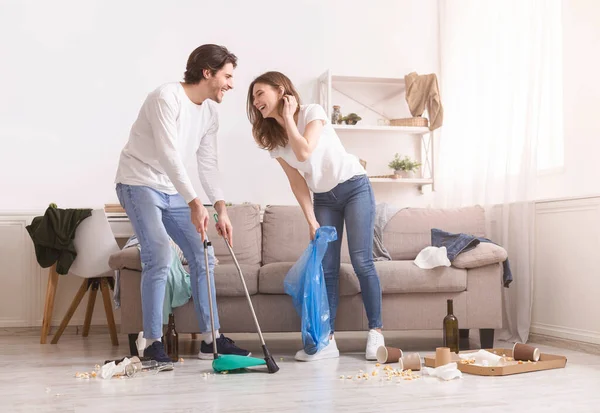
[333,124,429,134]
[369,178,434,184]
[318,70,435,192]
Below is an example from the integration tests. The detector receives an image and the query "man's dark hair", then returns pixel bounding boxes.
[184,44,237,84]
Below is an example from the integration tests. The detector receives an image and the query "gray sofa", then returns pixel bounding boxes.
[109,204,507,354]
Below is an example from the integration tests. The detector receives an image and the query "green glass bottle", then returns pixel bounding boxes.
[443,299,459,353]
[164,313,179,362]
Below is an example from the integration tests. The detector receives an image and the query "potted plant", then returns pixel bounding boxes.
[342,113,362,125]
[388,154,421,178]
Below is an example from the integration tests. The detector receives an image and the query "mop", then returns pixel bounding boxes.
[203,217,279,374]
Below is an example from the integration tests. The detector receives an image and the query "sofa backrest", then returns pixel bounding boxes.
[383,206,486,260]
[261,205,315,264]
[206,204,262,265]
[261,205,486,264]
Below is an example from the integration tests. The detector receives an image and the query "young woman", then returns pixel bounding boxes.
[247,71,385,361]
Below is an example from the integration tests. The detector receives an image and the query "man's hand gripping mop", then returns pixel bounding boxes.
[202,214,279,374]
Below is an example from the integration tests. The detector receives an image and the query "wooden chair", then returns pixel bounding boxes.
[40,209,121,345]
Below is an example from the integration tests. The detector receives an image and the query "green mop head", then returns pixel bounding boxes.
[212,354,267,373]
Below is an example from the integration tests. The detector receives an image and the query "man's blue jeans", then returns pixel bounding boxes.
[116,183,219,339]
[313,174,383,332]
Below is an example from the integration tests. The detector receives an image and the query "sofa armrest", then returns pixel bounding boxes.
[452,243,507,269]
[109,247,142,271]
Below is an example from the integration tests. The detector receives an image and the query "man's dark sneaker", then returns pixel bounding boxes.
[143,341,174,370]
[198,334,251,360]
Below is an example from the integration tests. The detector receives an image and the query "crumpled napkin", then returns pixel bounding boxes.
[100,357,134,379]
[414,246,451,269]
[458,350,503,367]
[422,362,463,381]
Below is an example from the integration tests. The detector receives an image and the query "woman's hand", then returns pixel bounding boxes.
[283,94,298,120]
[309,220,320,241]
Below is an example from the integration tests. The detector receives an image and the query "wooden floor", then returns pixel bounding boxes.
[2,329,599,412]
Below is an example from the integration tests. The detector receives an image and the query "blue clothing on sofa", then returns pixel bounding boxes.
[431,228,512,287]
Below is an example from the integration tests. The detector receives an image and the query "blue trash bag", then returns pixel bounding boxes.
[284,226,337,355]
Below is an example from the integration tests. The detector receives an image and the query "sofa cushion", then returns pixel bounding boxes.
[109,247,259,297]
[375,261,467,293]
[383,206,486,260]
[108,204,261,271]
[262,205,352,265]
[258,262,360,296]
[213,264,259,296]
[452,242,508,269]
[261,206,309,265]
[206,204,262,266]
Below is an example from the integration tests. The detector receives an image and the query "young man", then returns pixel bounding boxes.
[115,44,249,363]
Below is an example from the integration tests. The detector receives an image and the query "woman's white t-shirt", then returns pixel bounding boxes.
[270,104,365,193]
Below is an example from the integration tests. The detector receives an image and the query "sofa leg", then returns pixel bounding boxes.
[128,333,139,357]
[459,329,470,350]
[479,329,495,349]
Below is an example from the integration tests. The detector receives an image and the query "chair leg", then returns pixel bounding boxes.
[40,264,59,344]
[82,279,100,337]
[128,333,139,357]
[51,279,90,344]
[100,277,119,346]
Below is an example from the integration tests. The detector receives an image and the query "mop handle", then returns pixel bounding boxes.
[203,239,218,359]
[213,214,266,346]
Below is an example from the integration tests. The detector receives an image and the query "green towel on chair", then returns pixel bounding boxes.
[26,204,92,274]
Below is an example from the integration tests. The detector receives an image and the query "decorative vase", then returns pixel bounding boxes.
[394,170,415,178]
[332,105,342,125]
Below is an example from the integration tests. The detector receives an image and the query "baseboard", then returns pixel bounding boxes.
[530,322,600,346]
[0,324,125,337]
[529,333,600,356]
[0,318,31,328]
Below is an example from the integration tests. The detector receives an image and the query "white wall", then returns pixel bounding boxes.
[532,196,600,345]
[530,0,600,346]
[0,0,440,212]
[536,0,600,200]
[0,0,440,328]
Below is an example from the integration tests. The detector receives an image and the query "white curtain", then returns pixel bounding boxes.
[436,0,563,343]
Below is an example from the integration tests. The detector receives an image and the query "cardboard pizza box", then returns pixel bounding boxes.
[423,348,567,376]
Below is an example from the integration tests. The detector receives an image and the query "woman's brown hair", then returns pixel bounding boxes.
[246,71,301,151]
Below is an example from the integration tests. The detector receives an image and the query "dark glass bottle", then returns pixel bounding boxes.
[443,299,459,353]
[164,313,179,362]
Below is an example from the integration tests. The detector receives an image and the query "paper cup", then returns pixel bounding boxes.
[376,346,403,364]
[401,353,421,371]
[435,347,452,367]
[512,342,540,362]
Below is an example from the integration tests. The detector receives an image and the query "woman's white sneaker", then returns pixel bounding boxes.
[295,337,340,362]
[365,329,385,360]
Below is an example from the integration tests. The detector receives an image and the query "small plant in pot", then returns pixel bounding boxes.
[342,113,362,125]
[388,154,421,178]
